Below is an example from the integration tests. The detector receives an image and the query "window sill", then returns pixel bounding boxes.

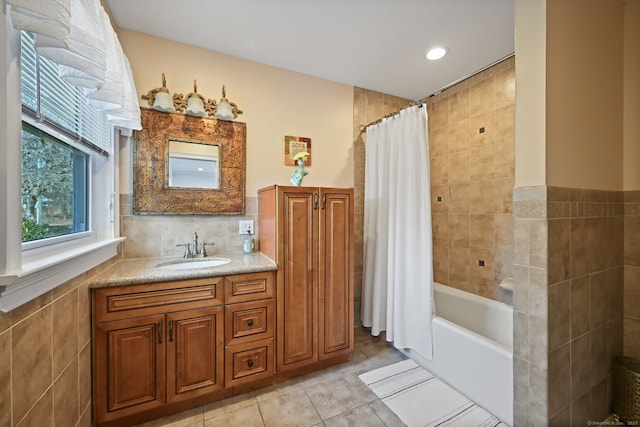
[0,237,125,313]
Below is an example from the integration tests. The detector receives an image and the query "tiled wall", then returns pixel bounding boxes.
[428,57,515,304]
[0,254,121,427]
[120,194,259,258]
[624,191,640,358]
[353,57,516,320]
[353,88,411,325]
[513,186,624,426]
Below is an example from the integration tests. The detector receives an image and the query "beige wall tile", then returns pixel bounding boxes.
[547,219,571,284]
[590,325,608,386]
[469,77,495,118]
[494,141,515,178]
[54,359,79,427]
[623,317,640,358]
[429,155,449,186]
[495,104,515,143]
[431,185,448,213]
[571,276,591,338]
[429,126,449,158]
[79,343,92,414]
[495,67,515,109]
[432,212,449,242]
[448,150,470,184]
[448,88,470,123]
[448,182,470,214]
[448,214,469,244]
[469,112,496,147]
[548,281,571,351]
[447,118,470,153]
[571,334,591,400]
[16,388,53,427]
[0,330,10,427]
[625,216,640,266]
[624,266,640,319]
[548,343,571,416]
[428,98,449,130]
[469,214,494,248]
[53,290,78,379]
[12,306,53,422]
[469,181,494,214]
[469,146,494,182]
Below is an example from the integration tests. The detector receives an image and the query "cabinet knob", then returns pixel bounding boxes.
[247,359,254,368]
[247,319,254,327]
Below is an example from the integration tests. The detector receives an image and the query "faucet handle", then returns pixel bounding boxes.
[176,243,191,258]
[201,242,215,257]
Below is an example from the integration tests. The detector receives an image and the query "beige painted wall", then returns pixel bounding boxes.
[624,0,640,190]
[116,29,354,196]
[514,0,546,187]
[546,0,624,190]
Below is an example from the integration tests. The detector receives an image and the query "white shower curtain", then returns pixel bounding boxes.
[361,104,434,360]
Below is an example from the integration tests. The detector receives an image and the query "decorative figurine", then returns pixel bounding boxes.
[290,151,310,186]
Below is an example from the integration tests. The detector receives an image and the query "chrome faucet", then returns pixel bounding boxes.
[176,232,215,258]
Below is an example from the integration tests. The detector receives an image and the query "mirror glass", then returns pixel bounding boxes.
[167,140,220,189]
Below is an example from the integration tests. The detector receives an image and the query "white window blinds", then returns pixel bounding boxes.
[20,31,113,155]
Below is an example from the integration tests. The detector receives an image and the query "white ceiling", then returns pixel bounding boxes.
[104,0,515,101]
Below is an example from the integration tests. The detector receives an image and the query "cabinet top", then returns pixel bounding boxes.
[88,252,276,288]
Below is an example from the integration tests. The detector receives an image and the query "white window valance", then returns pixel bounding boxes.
[7,0,141,131]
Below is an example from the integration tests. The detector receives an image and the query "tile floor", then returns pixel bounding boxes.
[133,327,408,427]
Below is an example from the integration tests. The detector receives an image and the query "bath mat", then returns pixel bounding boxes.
[359,359,507,427]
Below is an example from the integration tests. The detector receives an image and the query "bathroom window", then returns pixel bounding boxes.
[0,26,122,313]
[19,31,111,248]
[21,123,89,243]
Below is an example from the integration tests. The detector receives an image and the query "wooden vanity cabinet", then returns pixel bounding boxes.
[92,277,226,426]
[92,271,276,426]
[258,185,354,373]
[224,271,276,387]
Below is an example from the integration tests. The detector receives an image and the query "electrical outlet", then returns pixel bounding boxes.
[239,220,254,235]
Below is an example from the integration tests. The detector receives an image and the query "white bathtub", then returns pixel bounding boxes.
[402,283,513,426]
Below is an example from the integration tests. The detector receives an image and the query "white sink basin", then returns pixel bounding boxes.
[157,257,232,270]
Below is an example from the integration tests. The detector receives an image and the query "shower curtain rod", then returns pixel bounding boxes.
[359,52,515,133]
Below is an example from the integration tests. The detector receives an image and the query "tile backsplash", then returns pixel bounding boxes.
[120,194,258,258]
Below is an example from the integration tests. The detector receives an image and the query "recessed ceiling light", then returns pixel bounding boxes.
[426,47,448,61]
[197,167,204,172]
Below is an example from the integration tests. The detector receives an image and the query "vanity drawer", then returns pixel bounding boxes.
[93,277,224,322]
[225,299,274,346]
[225,338,274,387]
[224,271,274,304]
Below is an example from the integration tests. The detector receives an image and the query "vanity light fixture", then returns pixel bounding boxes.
[214,84,243,121]
[183,80,207,117]
[142,78,242,120]
[141,73,176,113]
[426,46,448,61]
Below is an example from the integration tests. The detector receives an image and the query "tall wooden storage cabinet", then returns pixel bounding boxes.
[258,185,354,373]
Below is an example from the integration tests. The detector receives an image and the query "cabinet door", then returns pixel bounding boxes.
[319,188,354,358]
[166,307,224,404]
[94,314,166,424]
[278,188,319,370]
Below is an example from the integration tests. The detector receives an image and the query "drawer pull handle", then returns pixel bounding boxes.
[247,359,254,368]
[158,322,163,344]
[247,319,254,327]
[169,320,174,342]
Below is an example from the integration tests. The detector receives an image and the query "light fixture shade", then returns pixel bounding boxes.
[215,101,234,121]
[153,91,175,113]
[185,95,206,117]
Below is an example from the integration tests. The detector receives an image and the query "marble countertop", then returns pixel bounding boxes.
[88,252,277,288]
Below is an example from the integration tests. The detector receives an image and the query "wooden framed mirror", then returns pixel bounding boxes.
[133,108,246,215]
